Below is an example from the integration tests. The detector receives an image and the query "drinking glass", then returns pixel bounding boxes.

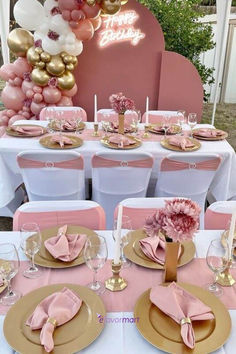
[101,120,111,136]
[188,113,197,137]
[177,110,186,134]
[0,243,21,306]
[75,116,82,135]
[113,215,133,268]
[131,110,141,135]
[162,115,170,138]
[83,235,108,295]
[206,238,229,296]
[46,107,56,134]
[20,223,42,279]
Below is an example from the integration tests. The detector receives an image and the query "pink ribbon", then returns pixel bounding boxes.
[17,156,84,170]
[92,155,154,168]
[161,157,221,171]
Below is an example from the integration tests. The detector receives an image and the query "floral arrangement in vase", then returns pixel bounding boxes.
[109,92,135,114]
[144,198,201,242]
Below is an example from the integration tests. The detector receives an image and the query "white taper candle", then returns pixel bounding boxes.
[228,212,236,258]
[145,96,149,125]
[94,94,97,123]
[114,204,123,265]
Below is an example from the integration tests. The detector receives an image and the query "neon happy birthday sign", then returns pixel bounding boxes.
[98,10,145,48]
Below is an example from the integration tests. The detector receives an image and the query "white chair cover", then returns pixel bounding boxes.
[39,106,87,121]
[0,186,25,218]
[205,201,236,230]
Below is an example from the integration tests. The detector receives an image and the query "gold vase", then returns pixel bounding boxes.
[163,240,180,283]
[118,113,125,134]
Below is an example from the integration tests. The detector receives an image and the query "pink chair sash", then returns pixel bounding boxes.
[160,157,221,171]
[92,155,154,168]
[114,206,159,229]
[17,156,84,170]
[204,209,232,230]
[13,206,106,231]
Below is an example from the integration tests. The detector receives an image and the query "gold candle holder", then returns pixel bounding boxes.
[92,122,99,137]
[216,259,236,287]
[142,124,150,138]
[105,260,127,292]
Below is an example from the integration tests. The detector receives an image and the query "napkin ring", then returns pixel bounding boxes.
[47,317,57,327]
[180,317,191,326]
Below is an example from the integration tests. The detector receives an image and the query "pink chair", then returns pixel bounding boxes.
[39,107,87,122]
[142,110,180,124]
[13,200,106,231]
[205,201,236,230]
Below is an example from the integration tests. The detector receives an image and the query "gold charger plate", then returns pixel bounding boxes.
[3,283,106,354]
[148,124,181,135]
[134,282,231,354]
[50,121,85,132]
[124,229,195,269]
[160,137,201,152]
[100,135,142,150]
[39,134,83,149]
[193,128,228,141]
[33,225,98,268]
[6,125,47,138]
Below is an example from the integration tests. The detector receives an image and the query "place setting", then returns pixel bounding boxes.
[39,134,83,149]
[6,125,47,138]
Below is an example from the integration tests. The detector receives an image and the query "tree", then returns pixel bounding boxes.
[138,0,215,100]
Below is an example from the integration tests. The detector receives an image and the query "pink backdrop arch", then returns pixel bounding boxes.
[73,0,203,121]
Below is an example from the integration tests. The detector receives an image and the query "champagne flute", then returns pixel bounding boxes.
[101,120,110,136]
[46,107,56,134]
[83,235,108,295]
[0,243,21,306]
[177,110,186,134]
[131,110,141,135]
[162,115,170,138]
[206,238,229,296]
[113,215,133,268]
[188,113,197,138]
[20,223,42,279]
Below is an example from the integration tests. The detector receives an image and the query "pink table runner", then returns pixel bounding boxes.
[1,258,236,315]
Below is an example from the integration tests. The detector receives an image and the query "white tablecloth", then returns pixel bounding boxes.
[0,122,236,208]
[0,230,235,354]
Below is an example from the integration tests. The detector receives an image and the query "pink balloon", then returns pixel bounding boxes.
[43,87,62,104]
[82,3,100,19]
[61,83,78,97]
[22,80,34,94]
[90,16,102,31]
[33,86,43,93]
[58,0,78,11]
[1,85,26,110]
[6,109,16,118]
[0,115,9,126]
[57,96,73,106]
[0,64,15,81]
[26,89,34,99]
[72,19,94,41]
[8,115,25,126]
[22,112,31,119]
[71,9,85,21]
[62,9,71,21]
[30,101,46,115]
[9,79,15,86]
[23,106,30,112]
[13,58,32,78]
[69,21,79,29]
[33,93,43,103]
[14,77,23,86]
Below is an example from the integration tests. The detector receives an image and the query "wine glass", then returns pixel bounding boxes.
[101,120,111,136]
[83,235,108,295]
[0,243,21,306]
[131,110,141,135]
[188,113,197,137]
[20,223,42,279]
[206,238,229,296]
[113,215,133,268]
[75,116,82,135]
[46,107,56,134]
[177,110,186,134]
[162,115,170,138]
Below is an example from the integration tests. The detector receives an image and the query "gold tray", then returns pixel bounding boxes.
[6,125,47,137]
[4,283,106,354]
[193,128,228,141]
[33,225,98,268]
[124,229,195,269]
[148,124,181,135]
[39,134,83,149]
[50,121,85,132]
[101,135,142,150]
[134,282,231,354]
[160,137,201,152]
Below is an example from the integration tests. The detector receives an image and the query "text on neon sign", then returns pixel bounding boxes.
[98,11,145,48]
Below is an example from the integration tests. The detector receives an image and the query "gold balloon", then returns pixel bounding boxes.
[71,56,78,66]
[35,47,43,54]
[121,0,128,4]
[36,61,46,69]
[86,0,96,5]
[101,0,121,15]
[66,63,74,71]
[27,46,40,65]
[7,28,34,57]
[60,52,68,58]
[31,68,50,86]
[63,55,73,64]
[57,71,75,90]
[46,55,65,77]
[40,52,51,63]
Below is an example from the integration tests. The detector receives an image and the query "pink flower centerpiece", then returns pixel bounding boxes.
[109,92,135,114]
[144,199,201,242]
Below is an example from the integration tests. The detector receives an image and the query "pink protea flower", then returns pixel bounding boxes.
[109,92,135,114]
[144,209,166,237]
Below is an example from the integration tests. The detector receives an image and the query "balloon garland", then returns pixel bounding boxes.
[0,0,126,127]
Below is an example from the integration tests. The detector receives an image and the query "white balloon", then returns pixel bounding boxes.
[66,33,76,44]
[14,0,45,31]
[42,37,62,55]
[64,40,83,56]
[44,0,58,16]
[50,15,70,34]
[37,20,50,35]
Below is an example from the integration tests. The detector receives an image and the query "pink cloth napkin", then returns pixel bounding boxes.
[44,225,87,262]
[11,125,43,136]
[110,122,132,133]
[167,136,195,150]
[150,282,214,349]
[26,287,82,353]
[153,125,176,134]
[50,135,73,148]
[194,128,225,138]
[108,134,135,148]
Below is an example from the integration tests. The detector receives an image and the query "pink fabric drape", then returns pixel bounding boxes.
[92,155,154,168]
[204,209,232,230]
[161,157,221,171]
[17,156,84,170]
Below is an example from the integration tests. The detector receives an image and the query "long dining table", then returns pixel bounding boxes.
[0,229,236,354]
[0,121,236,210]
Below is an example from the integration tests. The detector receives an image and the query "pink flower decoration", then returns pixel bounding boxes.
[23,98,32,108]
[23,72,32,82]
[34,39,42,48]
[51,6,62,16]
[109,92,135,114]
[48,77,58,87]
[48,30,60,41]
